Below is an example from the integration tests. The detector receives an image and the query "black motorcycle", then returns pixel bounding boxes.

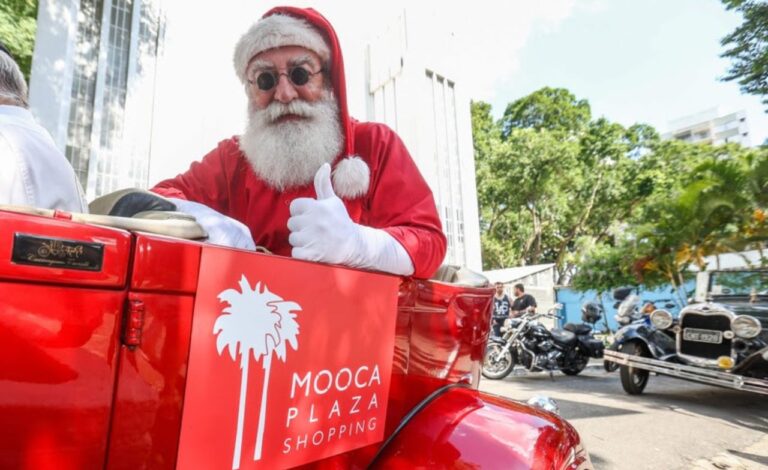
[603,288,677,372]
[482,304,605,380]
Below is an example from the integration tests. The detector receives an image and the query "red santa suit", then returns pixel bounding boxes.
[152,7,446,279]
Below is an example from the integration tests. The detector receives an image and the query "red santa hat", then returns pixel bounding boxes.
[233,7,370,200]
[233,14,330,84]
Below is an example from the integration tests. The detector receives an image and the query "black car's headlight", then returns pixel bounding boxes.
[650,309,673,330]
[731,315,761,339]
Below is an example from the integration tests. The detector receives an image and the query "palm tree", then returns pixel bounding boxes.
[214,275,301,469]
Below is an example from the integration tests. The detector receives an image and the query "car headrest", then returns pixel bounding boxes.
[431,264,490,288]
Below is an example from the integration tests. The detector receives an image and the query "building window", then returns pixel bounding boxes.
[64,0,161,198]
[65,0,103,189]
[425,69,465,266]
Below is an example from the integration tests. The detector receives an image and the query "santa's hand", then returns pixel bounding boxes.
[288,163,414,275]
[168,198,256,250]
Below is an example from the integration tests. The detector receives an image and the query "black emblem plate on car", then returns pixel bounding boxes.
[12,233,104,271]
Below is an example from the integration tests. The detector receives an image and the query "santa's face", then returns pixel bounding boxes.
[239,46,343,191]
[245,46,327,111]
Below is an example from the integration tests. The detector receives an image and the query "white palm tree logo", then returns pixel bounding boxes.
[213,275,301,470]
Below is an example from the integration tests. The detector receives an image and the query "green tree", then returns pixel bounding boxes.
[500,87,591,138]
[576,144,768,305]
[720,0,768,110]
[0,0,38,81]
[570,241,637,294]
[473,89,658,282]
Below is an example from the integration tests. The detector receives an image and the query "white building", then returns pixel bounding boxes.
[29,0,162,200]
[662,107,751,147]
[364,11,482,270]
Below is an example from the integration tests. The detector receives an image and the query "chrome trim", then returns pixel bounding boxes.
[519,340,541,372]
[676,303,736,366]
[604,350,768,395]
[650,309,673,329]
[732,315,762,339]
[526,395,560,415]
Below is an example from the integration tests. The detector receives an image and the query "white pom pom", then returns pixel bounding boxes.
[332,156,370,199]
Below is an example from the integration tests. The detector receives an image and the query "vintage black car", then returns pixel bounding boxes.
[604,268,768,395]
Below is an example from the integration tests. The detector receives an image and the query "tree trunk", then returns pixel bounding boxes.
[232,358,249,470]
[668,267,687,308]
[554,173,604,278]
[677,271,688,307]
[531,205,542,263]
[254,354,272,461]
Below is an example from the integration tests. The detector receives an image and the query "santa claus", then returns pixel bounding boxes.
[152,6,446,278]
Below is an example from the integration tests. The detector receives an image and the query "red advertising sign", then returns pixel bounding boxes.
[177,247,400,469]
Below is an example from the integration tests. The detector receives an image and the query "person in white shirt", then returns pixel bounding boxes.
[0,43,87,212]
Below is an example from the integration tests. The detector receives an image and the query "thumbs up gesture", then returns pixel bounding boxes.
[288,163,362,265]
[288,163,415,275]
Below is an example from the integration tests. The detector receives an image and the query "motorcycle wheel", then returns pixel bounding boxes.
[482,340,515,380]
[619,342,649,394]
[561,353,588,376]
[603,360,619,373]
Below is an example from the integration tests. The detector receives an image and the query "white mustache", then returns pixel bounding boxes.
[264,100,317,122]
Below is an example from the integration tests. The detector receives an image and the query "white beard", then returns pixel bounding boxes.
[239,94,344,191]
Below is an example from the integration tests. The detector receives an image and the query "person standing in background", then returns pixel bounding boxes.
[511,283,537,317]
[492,282,512,337]
[0,42,87,212]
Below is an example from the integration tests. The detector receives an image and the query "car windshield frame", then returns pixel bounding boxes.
[708,270,768,297]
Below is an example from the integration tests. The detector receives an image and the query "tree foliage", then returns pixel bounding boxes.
[474,87,659,283]
[500,87,591,138]
[0,0,38,80]
[720,0,768,110]
[473,86,767,296]
[574,145,768,305]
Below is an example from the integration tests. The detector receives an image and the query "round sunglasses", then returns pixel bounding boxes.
[247,66,324,91]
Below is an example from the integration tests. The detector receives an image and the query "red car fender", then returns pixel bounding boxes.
[370,385,592,470]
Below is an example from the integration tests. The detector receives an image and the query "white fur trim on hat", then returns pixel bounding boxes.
[233,14,331,83]
[332,156,370,199]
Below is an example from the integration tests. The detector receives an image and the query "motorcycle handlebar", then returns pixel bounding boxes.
[523,311,562,321]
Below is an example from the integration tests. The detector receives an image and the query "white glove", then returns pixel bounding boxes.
[287,163,414,276]
[168,198,256,250]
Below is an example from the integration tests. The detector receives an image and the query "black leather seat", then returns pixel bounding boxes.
[550,329,577,346]
[564,323,592,335]
[89,188,178,217]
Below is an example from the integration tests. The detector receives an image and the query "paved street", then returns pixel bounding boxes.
[479,365,768,470]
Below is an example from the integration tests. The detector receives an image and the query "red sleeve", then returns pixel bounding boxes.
[151,139,238,214]
[359,124,447,279]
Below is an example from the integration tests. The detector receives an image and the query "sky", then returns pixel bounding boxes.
[151,1,766,181]
[482,0,768,145]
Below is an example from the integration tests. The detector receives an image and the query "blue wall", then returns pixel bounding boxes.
[554,281,695,332]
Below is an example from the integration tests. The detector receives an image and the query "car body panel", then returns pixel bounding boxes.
[105,292,195,470]
[373,387,590,470]
[0,209,590,469]
[0,281,124,469]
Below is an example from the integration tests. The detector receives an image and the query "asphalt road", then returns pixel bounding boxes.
[479,365,768,470]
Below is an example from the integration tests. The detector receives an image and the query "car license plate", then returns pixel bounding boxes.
[683,328,722,344]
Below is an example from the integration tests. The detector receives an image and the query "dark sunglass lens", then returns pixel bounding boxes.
[290,67,311,86]
[256,72,276,91]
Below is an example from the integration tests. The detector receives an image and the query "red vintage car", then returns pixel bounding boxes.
[0,203,591,469]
